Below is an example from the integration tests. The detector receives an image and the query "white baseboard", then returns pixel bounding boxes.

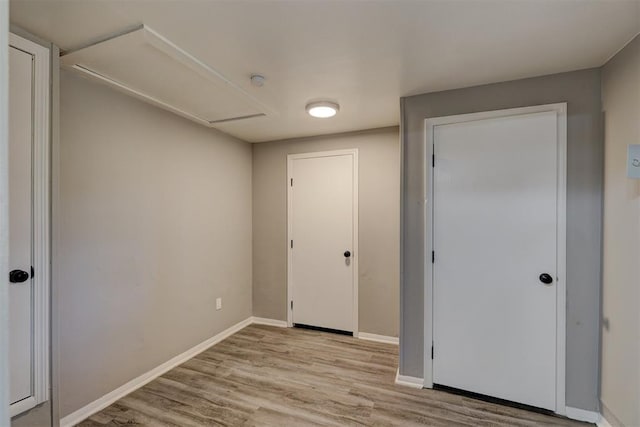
[596,414,613,427]
[250,316,288,328]
[59,316,253,427]
[565,406,601,423]
[394,369,424,389]
[59,317,398,426]
[358,332,399,345]
[9,396,36,418]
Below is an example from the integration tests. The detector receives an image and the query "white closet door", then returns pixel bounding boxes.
[290,152,356,332]
[432,112,558,410]
[9,45,34,406]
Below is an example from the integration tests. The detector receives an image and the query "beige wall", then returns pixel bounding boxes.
[252,127,400,337]
[601,35,640,427]
[58,71,253,417]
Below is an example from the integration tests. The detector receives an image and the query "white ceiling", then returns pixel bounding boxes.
[10,0,640,143]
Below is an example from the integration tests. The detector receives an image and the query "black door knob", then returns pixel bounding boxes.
[539,273,553,285]
[344,251,351,258]
[9,269,29,283]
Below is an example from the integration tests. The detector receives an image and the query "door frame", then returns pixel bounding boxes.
[423,103,567,415]
[0,3,9,424]
[286,149,359,336]
[9,32,51,417]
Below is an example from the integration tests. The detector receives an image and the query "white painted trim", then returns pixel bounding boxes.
[423,114,434,388]
[9,396,36,418]
[565,407,601,423]
[251,317,288,328]
[358,332,399,345]
[59,317,254,427]
[596,414,614,427]
[286,149,359,337]
[0,3,10,425]
[423,103,568,416]
[50,42,62,427]
[425,103,567,127]
[555,103,568,416]
[8,32,51,417]
[352,150,359,339]
[395,369,424,389]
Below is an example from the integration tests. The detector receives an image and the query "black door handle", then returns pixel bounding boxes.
[539,273,553,285]
[9,269,29,283]
[344,251,351,258]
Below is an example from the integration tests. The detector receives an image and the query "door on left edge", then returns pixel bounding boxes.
[9,43,34,410]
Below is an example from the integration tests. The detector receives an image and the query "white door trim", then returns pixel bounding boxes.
[0,3,10,425]
[9,32,51,416]
[423,103,567,415]
[287,149,359,336]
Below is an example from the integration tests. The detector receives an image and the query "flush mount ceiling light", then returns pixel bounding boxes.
[250,74,265,87]
[306,101,339,118]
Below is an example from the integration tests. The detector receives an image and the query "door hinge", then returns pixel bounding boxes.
[31,266,34,278]
[290,178,293,187]
[290,300,293,310]
[432,251,435,263]
[431,344,434,359]
[432,154,435,167]
[290,240,293,249]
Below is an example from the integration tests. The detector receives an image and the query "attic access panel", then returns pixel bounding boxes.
[61,25,272,127]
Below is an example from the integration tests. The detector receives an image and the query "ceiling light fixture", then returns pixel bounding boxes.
[306,101,339,118]
[250,74,265,87]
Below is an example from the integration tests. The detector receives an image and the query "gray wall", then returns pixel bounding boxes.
[252,128,400,337]
[601,35,640,427]
[400,68,603,411]
[58,71,253,417]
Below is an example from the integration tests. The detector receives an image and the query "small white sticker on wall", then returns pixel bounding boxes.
[628,145,640,179]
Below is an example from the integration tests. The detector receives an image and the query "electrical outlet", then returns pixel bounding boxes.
[216,297,222,310]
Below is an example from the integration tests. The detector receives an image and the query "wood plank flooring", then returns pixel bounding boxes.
[77,325,591,426]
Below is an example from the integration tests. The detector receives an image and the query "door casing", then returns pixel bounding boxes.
[0,4,9,425]
[9,32,50,418]
[286,149,359,336]
[423,103,567,415]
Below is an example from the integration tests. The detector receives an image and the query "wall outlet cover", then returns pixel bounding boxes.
[628,144,640,178]
[216,298,222,310]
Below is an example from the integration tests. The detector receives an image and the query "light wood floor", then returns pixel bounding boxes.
[77,325,590,426]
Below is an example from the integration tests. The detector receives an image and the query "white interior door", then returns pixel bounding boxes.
[432,111,559,410]
[289,151,357,333]
[9,45,34,408]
